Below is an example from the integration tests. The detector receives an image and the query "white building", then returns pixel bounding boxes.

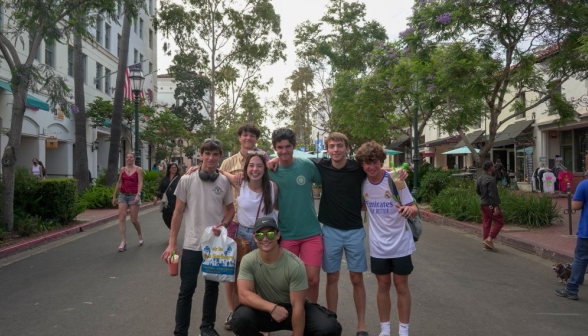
[0,2,158,178]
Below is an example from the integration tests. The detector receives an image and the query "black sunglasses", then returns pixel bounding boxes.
[254,231,277,241]
[204,138,222,146]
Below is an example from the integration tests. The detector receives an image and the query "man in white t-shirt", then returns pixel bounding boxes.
[161,139,235,336]
[356,141,417,336]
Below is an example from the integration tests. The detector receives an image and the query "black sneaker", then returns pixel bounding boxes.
[555,288,579,300]
[224,312,233,330]
[200,327,221,336]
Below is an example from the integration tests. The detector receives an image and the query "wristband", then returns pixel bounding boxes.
[270,304,278,314]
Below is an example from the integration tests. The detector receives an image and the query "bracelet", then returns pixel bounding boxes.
[269,304,278,314]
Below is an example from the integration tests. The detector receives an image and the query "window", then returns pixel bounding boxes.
[29,38,41,61]
[117,3,123,18]
[149,62,153,74]
[516,92,526,119]
[139,18,143,39]
[139,54,144,71]
[117,34,121,57]
[149,29,153,49]
[96,18,103,43]
[134,19,138,34]
[96,63,103,91]
[134,49,138,64]
[105,68,111,95]
[105,24,111,50]
[148,0,153,15]
[45,42,55,67]
[82,53,87,84]
[68,46,74,76]
[0,5,4,32]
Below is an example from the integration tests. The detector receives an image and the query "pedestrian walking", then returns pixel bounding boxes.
[31,158,44,179]
[230,217,342,336]
[111,152,144,252]
[268,128,323,303]
[476,160,504,251]
[161,139,235,336]
[356,141,417,336]
[555,179,588,300]
[153,162,181,229]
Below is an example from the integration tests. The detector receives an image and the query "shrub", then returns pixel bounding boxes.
[143,170,161,182]
[14,166,41,213]
[14,212,41,237]
[81,185,116,209]
[35,178,82,223]
[431,187,482,222]
[416,168,452,202]
[431,185,562,228]
[95,170,107,186]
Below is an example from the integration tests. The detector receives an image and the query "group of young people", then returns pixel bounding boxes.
[152,123,417,336]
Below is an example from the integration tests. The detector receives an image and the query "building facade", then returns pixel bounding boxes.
[0,2,158,178]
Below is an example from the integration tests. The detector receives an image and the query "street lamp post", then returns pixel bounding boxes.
[412,97,419,197]
[129,66,145,168]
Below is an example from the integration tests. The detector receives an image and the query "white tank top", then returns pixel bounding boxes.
[237,182,278,228]
[32,165,41,177]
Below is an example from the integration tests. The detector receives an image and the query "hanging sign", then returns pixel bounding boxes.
[46,136,58,149]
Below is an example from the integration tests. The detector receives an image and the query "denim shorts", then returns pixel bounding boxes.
[322,225,368,273]
[118,193,140,205]
[236,225,258,250]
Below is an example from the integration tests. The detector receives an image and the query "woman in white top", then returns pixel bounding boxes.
[223,152,278,249]
[31,158,44,179]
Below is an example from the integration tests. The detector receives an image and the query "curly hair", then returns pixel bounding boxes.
[355,141,386,166]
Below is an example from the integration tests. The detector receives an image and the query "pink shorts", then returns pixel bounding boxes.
[280,234,323,267]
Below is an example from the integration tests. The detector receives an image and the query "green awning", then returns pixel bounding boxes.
[0,80,50,111]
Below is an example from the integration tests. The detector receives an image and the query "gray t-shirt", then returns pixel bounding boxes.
[238,249,308,304]
[174,173,234,251]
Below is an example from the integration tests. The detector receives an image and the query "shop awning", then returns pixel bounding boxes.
[386,135,410,150]
[0,80,50,111]
[453,130,485,149]
[423,135,460,147]
[493,120,534,147]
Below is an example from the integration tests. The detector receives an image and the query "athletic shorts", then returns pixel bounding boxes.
[322,225,367,273]
[280,234,323,267]
[118,193,140,205]
[371,254,413,276]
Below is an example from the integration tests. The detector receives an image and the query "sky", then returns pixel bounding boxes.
[156,0,415,115]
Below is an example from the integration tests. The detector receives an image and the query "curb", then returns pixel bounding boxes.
[0,204,156,259]
[421,210,574,263]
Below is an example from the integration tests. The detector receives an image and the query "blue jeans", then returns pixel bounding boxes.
[174,249,219,336]
[565,238,588,295]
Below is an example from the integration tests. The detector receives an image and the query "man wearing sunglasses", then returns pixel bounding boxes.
[230,217,342,336]
[161,139,235,336]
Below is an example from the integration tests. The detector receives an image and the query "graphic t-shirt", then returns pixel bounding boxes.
[362,171,416,259]
[268,158,322,240]
[238,249,308,304]
[542,172,556,193]
[174,173,234,251]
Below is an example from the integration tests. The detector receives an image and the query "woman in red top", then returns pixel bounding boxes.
[112,152,144,252]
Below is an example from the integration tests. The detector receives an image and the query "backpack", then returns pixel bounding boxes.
[387,176,422,242]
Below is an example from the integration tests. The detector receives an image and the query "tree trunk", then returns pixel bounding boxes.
[1,81,28,231]
[73,33,89,193]
[106,13,132,186]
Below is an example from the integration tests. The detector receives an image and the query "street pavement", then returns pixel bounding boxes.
[1,207,587,336]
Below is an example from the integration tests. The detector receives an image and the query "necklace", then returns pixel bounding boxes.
[125,166,135,174]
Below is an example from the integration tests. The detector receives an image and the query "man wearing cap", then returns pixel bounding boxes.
[161,139,235,336]
[230,217,342,336]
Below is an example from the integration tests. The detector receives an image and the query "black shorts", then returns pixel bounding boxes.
[371,255,413,275]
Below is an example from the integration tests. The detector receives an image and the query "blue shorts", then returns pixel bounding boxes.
[118,193,140,205]
[235,225,258,250]
[322,225,367,273]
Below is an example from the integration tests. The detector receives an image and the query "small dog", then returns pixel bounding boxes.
[552,263,572,284]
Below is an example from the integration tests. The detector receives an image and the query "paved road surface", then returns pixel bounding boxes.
[0,208,586,336]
